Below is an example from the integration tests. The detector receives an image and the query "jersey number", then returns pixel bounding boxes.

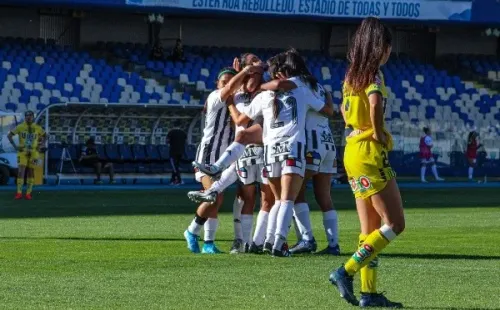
[271,96,297,129]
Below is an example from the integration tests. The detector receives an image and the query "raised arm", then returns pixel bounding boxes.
[260,79,297,92]
[220,65,263,102]
[369,92,386,145]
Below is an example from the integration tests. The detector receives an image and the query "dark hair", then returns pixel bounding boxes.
[423,127,430,134]
[468,131,477,144]
[239,53,252,70]
[217,67,237,80]
[345,17,392,93]
[267,49,318,120]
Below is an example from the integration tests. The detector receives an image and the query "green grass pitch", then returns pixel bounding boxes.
[0,187,499,309]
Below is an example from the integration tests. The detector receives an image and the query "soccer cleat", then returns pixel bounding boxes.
[192,161,222,178]
[187,190,217,204]
[14,193,23,200]
[24,194,32,200]
[271,242,291,257]
[183,230,201,254]
[229,239,245,254]
[202,242,222,254]
[248,242,264,254]
[316,244,341,256]
[329,266,359,306]
[359,293,403,308]
[263,242,273,254]
[435,177,445,182]
[289,239,317,254]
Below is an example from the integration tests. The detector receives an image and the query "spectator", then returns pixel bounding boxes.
[170,39,185,62]
[168,129,187,185]
[79,138,115,184]
[150,42,164,61]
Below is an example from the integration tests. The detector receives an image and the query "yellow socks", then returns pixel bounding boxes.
[26,177,34,195]
[359,234,379,293]
[345,224,396,276]
[16,178,23,194]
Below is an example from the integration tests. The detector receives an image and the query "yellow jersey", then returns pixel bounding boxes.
[342,70,388,131]
[10,122,46,152]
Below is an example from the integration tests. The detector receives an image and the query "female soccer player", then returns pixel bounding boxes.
[466,131,482,181]
[259,58,340,256]
[328,17,404,308]
[184,65,260,254]
[420,127,444,182]
[188,55,274,254]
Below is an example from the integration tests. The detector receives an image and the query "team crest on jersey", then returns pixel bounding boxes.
[306,151,321,166]
[344,99,350,112]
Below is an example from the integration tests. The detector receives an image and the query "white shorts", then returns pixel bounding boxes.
[236,164,268,185]
[195,171,206,183]
[265,159,306,178]
[305,149,337,174]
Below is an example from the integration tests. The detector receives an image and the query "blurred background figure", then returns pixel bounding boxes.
[168,128,187,185]
[419,127,444,183]
[169,39,185,62]
[80,138,115,185]
[466,131,483,181]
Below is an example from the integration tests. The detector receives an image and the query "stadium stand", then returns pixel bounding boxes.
[1,36,499,180]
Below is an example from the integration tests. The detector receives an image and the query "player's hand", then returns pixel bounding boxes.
[276,72,287,80]
[233,57,241,72]
[245,65,264,76]
[372,132,387,146]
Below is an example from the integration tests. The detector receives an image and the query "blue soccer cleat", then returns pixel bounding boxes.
[202,242,223,254]
[359,293,403,308]
[316,244,341,256]
[184,230,200,254]
[329,266,359,306]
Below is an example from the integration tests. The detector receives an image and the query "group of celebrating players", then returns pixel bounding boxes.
[183,17,405,308]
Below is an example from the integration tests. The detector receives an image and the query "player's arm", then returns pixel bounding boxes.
[368,92,386,145]
[220,65,263,102]
[226,96,252,126]
[319,91,334,117]
[260,79,297,92]
[7,127,19,151]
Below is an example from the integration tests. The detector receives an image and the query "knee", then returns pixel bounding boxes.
[387,218,405,235]
[235,131,247,144]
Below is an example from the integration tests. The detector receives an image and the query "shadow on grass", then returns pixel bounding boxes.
[0,187,499,219]
[1,236,499,261]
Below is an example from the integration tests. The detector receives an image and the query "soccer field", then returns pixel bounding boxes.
[0,187,499,309]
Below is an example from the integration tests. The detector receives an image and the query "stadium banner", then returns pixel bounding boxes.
[126,0,472,21]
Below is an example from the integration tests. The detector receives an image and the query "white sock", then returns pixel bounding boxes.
[468,166,474,179]
[233,197,244,241]
[214,142,246,170]
[293,203,314,241]
[265,201,280,245]
[292,216,302,240]
[274,200,294,250]
[252,210,269,245]
[322,210,339,247]
[204,218,218,242]
[431,164,440,179]
[241,214,254,245]
[379,224,397,241]
[211,163,239,193]
[420,166,426,181]
[187,217,204,236]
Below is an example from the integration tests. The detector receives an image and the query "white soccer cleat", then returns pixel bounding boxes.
[187,190,217,204]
